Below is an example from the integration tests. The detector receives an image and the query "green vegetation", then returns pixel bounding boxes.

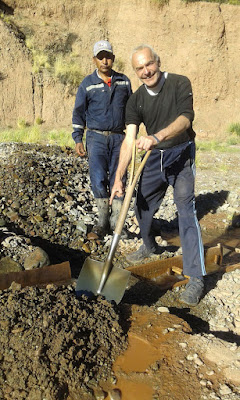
[196,122,240,152]
[153,0,240,3]
[25,37,84,87]
[182,0,240,4]
[0,126,74,148]
[152,0,169,6]
[35,116,44,126]
[228,122,240,136]
[1,124,239,152]
[0,27,79,87]
[196,139,240,152]
[17,119,29,129]
[54,56,84,87]
[0,12,11,25]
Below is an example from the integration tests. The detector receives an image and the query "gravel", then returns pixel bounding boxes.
[0,142,239,400]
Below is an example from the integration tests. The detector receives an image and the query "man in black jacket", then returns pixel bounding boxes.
[72,40,132,238]
[110,44,206,306]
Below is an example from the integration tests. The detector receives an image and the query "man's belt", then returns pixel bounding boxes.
[88,129,123,136]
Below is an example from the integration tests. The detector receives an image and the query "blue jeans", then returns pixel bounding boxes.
[86,130,126,198]
[135,142,206,278]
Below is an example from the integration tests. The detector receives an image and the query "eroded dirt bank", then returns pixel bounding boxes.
[1,0,240,136]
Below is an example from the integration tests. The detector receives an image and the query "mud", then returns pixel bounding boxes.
[0,143,239,400]
[0,283,128,400]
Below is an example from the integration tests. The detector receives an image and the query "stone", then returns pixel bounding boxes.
[75,220,88,235]
[179,343,187,349]
[82,243,91,253]
[9,281,22,291]
[157,306,170,313]
[24,247,50,270]
[0,257,22,274]
[0,218,6,227]
[109,388,122,400]
[219,384,232,395]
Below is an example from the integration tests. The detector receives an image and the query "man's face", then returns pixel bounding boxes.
[132,47,161,88]
[93,51,115,76]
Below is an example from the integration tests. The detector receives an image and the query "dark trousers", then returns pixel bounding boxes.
[135,142,206,278]
[86,130,126,198]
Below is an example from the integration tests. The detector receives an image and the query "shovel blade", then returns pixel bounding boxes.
[75,257,130,304]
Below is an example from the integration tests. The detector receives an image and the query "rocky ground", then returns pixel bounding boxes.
[0,142,239,400]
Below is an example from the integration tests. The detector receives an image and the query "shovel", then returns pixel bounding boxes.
[76,144,151,304]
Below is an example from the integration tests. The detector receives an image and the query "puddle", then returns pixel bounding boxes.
[105,380,153,400]
[116,333,159,373]
[106,227,240,400]
[108,306,201,400]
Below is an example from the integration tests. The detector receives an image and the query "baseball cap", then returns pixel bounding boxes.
[93,40,113,57]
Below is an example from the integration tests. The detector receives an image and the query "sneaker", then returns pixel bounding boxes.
[179,277,204,307]
[125,244,156,265]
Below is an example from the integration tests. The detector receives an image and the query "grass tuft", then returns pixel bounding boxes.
[53,56,84,87]
[228,122,240,136]
[182,0,240,4]
[17,119,29,129]
[0,127,75,148]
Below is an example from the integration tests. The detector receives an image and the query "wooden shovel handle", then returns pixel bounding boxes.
[114,148,151,236]
[128,140,136,185]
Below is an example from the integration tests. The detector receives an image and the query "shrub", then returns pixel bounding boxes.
[0,126,74,148]
[228,122,240,137]
[182,0,240,4]
[152,0,169,6]
[54,56,84,87]
[26,37,51,74]
[17,119,28,129]
[35,116,44,125]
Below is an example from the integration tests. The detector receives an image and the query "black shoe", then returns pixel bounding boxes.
[125,244,157,265]
[179,277,204,307]
[151,218,162,236]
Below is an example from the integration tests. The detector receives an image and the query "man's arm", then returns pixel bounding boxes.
[75,142,86,157]
[72,84,87,157]
[110,124,138,204]
[136,115,190,151]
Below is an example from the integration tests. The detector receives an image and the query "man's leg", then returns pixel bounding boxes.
[86,132,110,237]
[126,151,168,264]
[109,134,127,237]
[170,145,206,305]
[93,198,109,238]
[86,131,109,198]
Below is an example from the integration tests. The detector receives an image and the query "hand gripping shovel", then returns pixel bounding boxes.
[76,144,151,304]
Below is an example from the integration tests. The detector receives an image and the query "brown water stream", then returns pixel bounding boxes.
[104,306,200,400]
[105,228,240,400]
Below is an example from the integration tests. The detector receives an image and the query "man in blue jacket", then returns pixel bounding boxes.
[110,44,206,307]
[72,40,132,238]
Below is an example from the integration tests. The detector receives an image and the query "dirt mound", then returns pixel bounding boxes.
[0,283,127,400]
[0,142,239,399]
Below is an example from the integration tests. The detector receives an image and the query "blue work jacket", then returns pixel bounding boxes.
[72,69,132,143]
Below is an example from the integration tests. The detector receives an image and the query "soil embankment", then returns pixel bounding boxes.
[0,0,240,137]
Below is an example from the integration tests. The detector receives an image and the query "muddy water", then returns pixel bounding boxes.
[106,228,240,400]
[106,306,201,400]
[163,226,240,248]
[163,227,240,267]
